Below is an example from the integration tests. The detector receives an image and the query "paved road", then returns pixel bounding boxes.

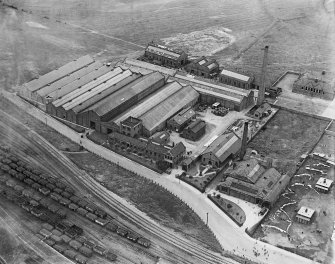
[3,91,315,264]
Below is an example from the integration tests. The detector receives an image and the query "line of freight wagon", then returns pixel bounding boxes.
[0,148,151,248]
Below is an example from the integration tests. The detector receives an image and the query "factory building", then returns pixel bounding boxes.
[139,85,199,137]
[217,159,290,208]
[201,133,242,168]
[113,81,183,126]
[117,58,177,77]
[185,56,220,78]
[144,42,188,68]
[109,132,186,167]
[181,119,206,141]
[292,74,334,100]
[219,69,254,89]
[167,107,196,132]
[170,73,254,111]
[84,72,165,132]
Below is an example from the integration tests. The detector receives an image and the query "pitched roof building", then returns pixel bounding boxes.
[185,56,220,78]
[296,206,315,224]
[292,73,334,100]
[219,69,254,89]
[217,159,290,207]
[167,107,196,132]
[181,119,206,141]
[144,42,188,68]
[201,133,242,167]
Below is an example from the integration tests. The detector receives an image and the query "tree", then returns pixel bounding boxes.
[157,160,170,172]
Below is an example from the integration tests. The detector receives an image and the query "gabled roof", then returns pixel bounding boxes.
[25,55,94,92]
[191,56,219,70]
[294,75,334,94]
[185,119,206,133]
[146,44,183,60]
[225,159,265,184]
[170,107,195,126]
[121,58,177,76]
[121,116,142,127]
[169,142,186,157]
[89,71,164,118]
[220,69,251,82]
[203,133,241,162]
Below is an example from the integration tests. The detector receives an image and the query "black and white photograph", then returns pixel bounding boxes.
[0,0,334,264]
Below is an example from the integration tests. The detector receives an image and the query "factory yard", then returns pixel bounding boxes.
[248,109,330,176]
[254,156,335,264]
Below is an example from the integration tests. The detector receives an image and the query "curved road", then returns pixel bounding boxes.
[2,92,315,264]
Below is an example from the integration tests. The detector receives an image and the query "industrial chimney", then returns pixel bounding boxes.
[239,121,249,160]
[257,45,269,106]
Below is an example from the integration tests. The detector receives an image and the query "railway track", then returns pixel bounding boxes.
[0,111,238,264]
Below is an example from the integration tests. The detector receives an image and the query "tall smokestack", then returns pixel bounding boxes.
[239,121,249,160]
[257,45,269,106]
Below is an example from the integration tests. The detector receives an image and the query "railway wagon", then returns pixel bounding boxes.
[56,208,67,218]
[39,187,51,196]
[93,245,106,256]
[106,222,118,232]
[86,212,98,222]
[85,203,97,213]
[32,183,41,190]
[79,246,93,258]
[95,218,109,226]
[56,222,68,233]
[116,227,128,237]
[78,200,88,208]
[137,237,151,248]
[54,188,63,194]
[59,198,71,206]
[77,207,88,216]
[69,203,79,211]
[50,192,62,202]
[64,249,77,260]
[53,244,67,253]
[61,191,72,199]
[44,239,55,247]
[126,232,139,242]
[84,240,95,249]
[46,183,56,191]
[75,254,88,264]
[69,240,82,250]
[95,210,107,219]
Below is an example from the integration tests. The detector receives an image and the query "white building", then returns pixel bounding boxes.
[296,206,315,224]
[315,177,333,193]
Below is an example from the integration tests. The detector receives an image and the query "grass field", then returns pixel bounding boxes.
[248,109,329,176]
[1,0,333,92]
[65,151,222,253]
[253,157,335,263]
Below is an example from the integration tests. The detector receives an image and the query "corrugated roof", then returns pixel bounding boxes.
[174,74,249,97]
[38,61,103,98]
[48,65,112,101]
[186,119,206,133]
[146,45,181,59]
[89,72,164,117]
[72,73,141,113]
[140,85,199,133]
[63,70,133,111]
[25,55,94,92]
[220,69,251,82]
[114,81,182,125]
[193,86,242,103]
[123,58,177,76]
[170,107,195,126]
[203,133,241,162]
[53,67,123,107]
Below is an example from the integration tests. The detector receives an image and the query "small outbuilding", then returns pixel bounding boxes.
[315,177,333,193]
[296,206,315,224]
[167,107,196,132]
[185,56,220,78]
[181,119,206,141]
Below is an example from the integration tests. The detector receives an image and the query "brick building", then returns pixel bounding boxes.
[144,43,188,68]
[120,116,142,137]
[109,132,185,167]
[167,107,196,132]
[181,119,206,141]
[217,159,290,208]
[292,74,334,100]
[219,69,254,89]
[185,56,219,78]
